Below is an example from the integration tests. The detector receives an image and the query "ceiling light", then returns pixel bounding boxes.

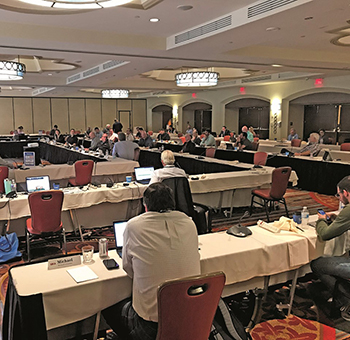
[149,18,160,22]
[0,61,26,81]
[272,64,283,68]
[101,89,129,98]
[266,27,280,31]
[175,71,219,87]
[19,0,132,9]
[177,5,193,10]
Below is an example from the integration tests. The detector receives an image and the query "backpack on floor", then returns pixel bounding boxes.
[209,298,252,340]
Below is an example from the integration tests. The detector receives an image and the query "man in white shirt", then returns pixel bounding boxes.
[149,150,187,184]
[112,132,139,160]
[102,182,200,340]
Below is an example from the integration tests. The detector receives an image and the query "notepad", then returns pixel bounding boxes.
[67,266,98,283]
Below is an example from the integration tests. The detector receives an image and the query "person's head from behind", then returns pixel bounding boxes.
[337,176,350,205]
[54,124,58,129]
[118,132,126,141]
[143,183,175,212]
[161,150,175,166]
[185,133,191,142]
[241,126,248,133]
[309,132,319,144]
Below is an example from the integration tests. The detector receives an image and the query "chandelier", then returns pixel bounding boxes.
[101,89,129,98]
[19,0,132,9]
[175,71,219,87]
[0,61,26,81]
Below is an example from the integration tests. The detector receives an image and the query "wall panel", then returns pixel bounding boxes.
[33,98,51,133]
[0,98,14,134]
[102,100,116,128]
[51,99,69,134]
[117,99,131,111]
[14,98,33,134]
[132,100,147,130]
[119,111,130,130]
[86,99,102,129]
[68,99,85,133]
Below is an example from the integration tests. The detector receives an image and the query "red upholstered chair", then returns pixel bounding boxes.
[253,137,259,142]
[250,167,292,222]
[200,134,205,139]
[254,152,268,166]
[180,136,186,144]
[341,143,350,151]
[223,135,230,141]
[148,131,153,136]
[9,131,14,135]
[0,166,9,194]
[205,148,216,158]
[26,190,66,262]
[291,138,301,147]
[68,160,94,186]
[156,272,225,340]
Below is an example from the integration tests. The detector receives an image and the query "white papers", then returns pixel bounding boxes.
[67,266,98,283]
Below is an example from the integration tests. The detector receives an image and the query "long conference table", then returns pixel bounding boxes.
[3,219,330,340]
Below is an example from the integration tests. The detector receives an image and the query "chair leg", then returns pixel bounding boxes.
[62,228,67,255]
[249,195,255,216]
[282,198,289,218]
[26,230,31,263]
[264,199,270,223]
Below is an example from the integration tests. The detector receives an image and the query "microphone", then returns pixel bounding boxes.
[226,211,252,237]
[238,211,250,227]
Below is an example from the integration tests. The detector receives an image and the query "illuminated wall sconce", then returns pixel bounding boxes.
[271,100,281,135]
[172,105,179,128]
[271,101,281,115]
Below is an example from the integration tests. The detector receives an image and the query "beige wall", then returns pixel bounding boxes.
[0,97,147,135]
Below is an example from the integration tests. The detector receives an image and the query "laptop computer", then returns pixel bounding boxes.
[134,167,154,185]
[113,220,128,258]
[26,175,50,193]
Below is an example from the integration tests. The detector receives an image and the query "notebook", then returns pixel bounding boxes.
[134,167,154,184]
[26,175,50,193]
[113,220,128,258]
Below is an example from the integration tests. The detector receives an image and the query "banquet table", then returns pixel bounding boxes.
[3,221,326,340]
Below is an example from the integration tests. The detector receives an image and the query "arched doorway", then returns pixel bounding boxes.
[182,102,212,134]
[152,105,172,132]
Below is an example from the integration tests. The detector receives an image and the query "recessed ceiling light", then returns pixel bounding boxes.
[177,5,193,11]
[48,73,52,76]
[266,27,280,31]
[272,64,283,68]
[150,18,160,22]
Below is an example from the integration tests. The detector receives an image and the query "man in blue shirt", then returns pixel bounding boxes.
[287,128,299,141]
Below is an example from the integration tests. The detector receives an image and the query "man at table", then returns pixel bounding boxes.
[149,150,187,184]
[102,182,200,339]
[311,175,350,320]
[287,128,299,141]
[294,133,320,156]
[89,131,100,150]
[200,129,216,146]
[235,132,253,150]
[112,132,139,160]
[181,133,196,154]
[242,126,254,142]
[157,128,170,141]
[65,128,78,146]
[218,126,230,137]
[138,130,153,148]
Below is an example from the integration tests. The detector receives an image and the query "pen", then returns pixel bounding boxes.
[296,226,304,232]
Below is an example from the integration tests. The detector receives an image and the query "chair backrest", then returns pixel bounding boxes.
[156,272,226,340]
[0,166,9,194]
[251,142,259,151]
[291,138,301,147]
[341,143,350,151]
[254,152,268,166]
[270,167,292,199]
[74,160,94,186]
[223,135,230,141]
[206,148,216,158]
[133,148,140,161]
[253,137,259,142]
[180,136,186,144]
[28,190,64,233]
[148,131,153,136]
[162,177,195,218]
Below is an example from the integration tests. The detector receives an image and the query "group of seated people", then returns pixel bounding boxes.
[287,127,333,145]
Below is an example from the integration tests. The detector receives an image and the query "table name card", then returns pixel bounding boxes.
[48,255,81,270]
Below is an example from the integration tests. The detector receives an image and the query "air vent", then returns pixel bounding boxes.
[67,60,130,84]
[241,75,272,83]
[32,87,56,96]
[175,15,232,44]
[248,0,297,18]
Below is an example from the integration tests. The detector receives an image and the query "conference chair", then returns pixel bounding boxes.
[250,166,292,222]
[26,190,66,262]
[0,166,9,194]
[134,148,140,161]
[251,142,259,151]
[205,148,216,158]
[253,137,259,143]
[340,143,350,151]
[223,135,230,141]
[162,177,212,234]
[148,130,153,136]
[156,272,225,340]
[68,160,94,186]
[291,139,301,147]
[254,152,268,166]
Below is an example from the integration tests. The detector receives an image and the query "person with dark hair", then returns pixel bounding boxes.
[96,133,111,155]
[135,127,143,139]
[235,132,253,150]
[54,129,64,143]
[200,129,215,146]
[181,133,196,154]
[319,129,332,144]
[113,119,123,134]
[311,175,350,321]
[94,127,102,139]
[50,124,58,136]
[157,128,170,141]
[192,129,201,145]
[218,126,230,137]
[102,182,200,340]
[138,130,153,148]
[112,132,139,160]
[65,129,78,146]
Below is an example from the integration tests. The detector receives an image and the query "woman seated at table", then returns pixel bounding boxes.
[54,129,65,143]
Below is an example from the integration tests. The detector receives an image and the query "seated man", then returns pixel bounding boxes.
[200,129,216,147]
[218,126,230,137]
[65,128,78,146]
[149,150,186,184]
[138,130,153,148]
[242,126,254,142]
[88,131,100,151]
[96,133,111,155]
[102,182,200,340]
[181,133,196,154]
[192,129,201,145]
[287,128,299,141]
[311,175,350,320]
[294,133,320,156]
[112,132,139,160]
[157,129,170,141]
[235,132,253,150]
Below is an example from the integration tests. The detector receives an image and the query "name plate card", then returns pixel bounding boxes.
[48,255,81,270]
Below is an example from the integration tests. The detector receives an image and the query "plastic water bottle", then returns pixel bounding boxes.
[301,206,309,226]
[11,179,16,193]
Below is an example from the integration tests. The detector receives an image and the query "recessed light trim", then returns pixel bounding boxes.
[177,5,193,11]
[149,18,160,22]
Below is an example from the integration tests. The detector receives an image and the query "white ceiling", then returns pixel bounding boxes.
[0,0,349,98]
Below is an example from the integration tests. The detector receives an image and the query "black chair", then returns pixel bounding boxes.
[162,177,212,234]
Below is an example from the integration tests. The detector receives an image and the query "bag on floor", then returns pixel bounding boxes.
[209,298,251,340]
[0,233,22,263]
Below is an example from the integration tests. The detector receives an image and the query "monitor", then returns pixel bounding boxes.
[26,176,50,193]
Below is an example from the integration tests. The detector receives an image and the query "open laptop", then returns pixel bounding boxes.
[26,175,50,193]
[134,167,154,185]
[113,221,128,258]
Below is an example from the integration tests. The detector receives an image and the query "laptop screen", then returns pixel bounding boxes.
[26,176,50,193]
[134,167,154,182]
[113,221,127,248]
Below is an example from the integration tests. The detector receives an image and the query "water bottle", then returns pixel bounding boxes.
[10,179,16,193]
[301,206,309,226]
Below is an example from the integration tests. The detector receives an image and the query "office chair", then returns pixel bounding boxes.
[162,177,212,234]
[148,131,153,136]
[340,143,350,151]
[68,160,94,186]
[0,166,9,194]
[26,190,66,262]
[134,148,140,161]
[180,136,186,144]
[205,148,216,158]
[254,152,268,166]
[156,272,225,340]
[223,135,230,141]
[250,166,291,222]
[291,139,301,147]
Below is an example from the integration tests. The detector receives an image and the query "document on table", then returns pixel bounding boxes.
[67,266,98,283]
